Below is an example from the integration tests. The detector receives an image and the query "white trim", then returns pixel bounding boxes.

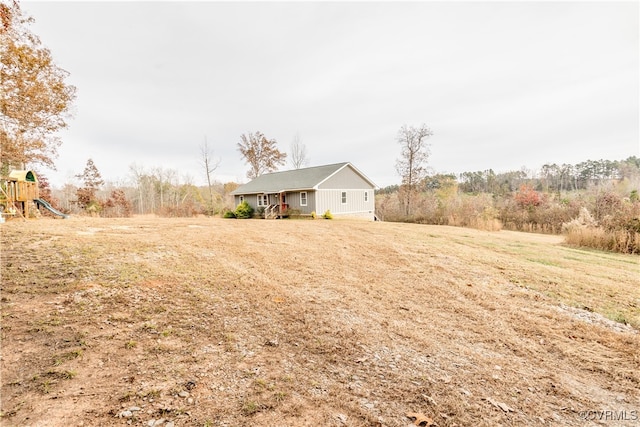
[326,210,375,215]
[232,188,314,196]
[300,191,308,206]
[316,188,376,191]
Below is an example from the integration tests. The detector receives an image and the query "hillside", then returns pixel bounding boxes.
[1,216,639,426]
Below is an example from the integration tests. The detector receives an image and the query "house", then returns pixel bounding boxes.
[230,162,377,220]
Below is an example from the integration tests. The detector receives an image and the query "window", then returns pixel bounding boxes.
[257,194,268,207]
[300,192,307,206]
[341,191,347,204]
[364,191,369,202]
[239,195,244,203]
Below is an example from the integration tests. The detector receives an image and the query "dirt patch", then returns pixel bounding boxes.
[1,216,639,426]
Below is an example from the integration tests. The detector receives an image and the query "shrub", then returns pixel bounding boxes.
[235,201,254,219]
[562,207,597,233]
[322,210,333,219]
[223,210,236,218]
[562,207,640,254]
[286,208,301,218]
[157,203,200,217]
[85,200,103,216]
[103,189,132,218]
[514,184,543,209]
[311,211,316,219]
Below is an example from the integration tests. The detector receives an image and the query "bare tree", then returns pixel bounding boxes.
[395,124,432,216]
[290,132,308,169]
[152,167,176,210]
[129,163,152,214]
[238,131,286,179]
[200,136,220,215]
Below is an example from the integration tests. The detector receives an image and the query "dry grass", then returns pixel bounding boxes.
[1,216,639,426]
[565,227,640,254]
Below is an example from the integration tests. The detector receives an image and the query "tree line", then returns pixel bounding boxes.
[457,157,639,195]
[383,123,639,253]
[377,156,639,197]
[2,3,637,253]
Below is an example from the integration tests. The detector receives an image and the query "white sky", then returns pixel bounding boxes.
[20,1,640,188]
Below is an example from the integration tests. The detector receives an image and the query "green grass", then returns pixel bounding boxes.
[526,258,562,267]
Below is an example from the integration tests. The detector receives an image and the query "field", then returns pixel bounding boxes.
[1,216,639,426]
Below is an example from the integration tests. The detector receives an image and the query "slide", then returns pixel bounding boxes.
[34,198,68,218]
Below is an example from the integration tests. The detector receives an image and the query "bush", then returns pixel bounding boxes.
[285,208,301,218]
[562,207,640,254]
[322,210,333,219]
[311,211,316,219]
[223,210,236,218]
[514,184,543,209]
[85,200,103,217]
[157,203,200,217]
[102,189,132,218]
[235,201,254,219]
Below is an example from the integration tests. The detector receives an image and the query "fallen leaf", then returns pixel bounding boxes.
[406,412,436,426]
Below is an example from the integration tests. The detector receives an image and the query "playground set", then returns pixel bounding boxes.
[0,170,67,221]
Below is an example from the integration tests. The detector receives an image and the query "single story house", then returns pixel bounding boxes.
[230,162,377,220]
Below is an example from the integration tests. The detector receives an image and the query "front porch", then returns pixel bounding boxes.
[264,203,289,219]
[261,191,289,219]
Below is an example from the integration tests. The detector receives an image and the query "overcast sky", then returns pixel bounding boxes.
[20,1,639,188]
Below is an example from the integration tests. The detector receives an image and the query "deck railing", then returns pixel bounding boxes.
[265,204,278,219]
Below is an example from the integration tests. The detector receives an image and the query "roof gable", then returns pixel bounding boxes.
[231,162,375,195]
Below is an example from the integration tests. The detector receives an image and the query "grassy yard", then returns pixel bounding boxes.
[1,216,638,426]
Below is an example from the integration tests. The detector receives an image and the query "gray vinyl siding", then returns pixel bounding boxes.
[231,163,376,220]
[316,189,375,219]
[285,191,316,215]
[318,166,372,189]
[234,194,268,210]
[234,195,247,208]
[235,192,317,215]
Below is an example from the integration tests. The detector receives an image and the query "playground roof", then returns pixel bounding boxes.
[8,170,38,182]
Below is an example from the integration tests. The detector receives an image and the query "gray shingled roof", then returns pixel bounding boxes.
[231,162,350,195]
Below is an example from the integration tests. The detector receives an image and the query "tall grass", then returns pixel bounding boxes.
[376,187,640,254]
[564,228,639,254]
